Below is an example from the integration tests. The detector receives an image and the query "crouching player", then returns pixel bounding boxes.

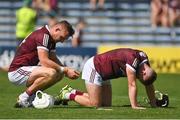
[8,20,80,108]
[56,48,158,109]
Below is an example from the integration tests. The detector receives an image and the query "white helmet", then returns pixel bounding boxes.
[32,90,54,109]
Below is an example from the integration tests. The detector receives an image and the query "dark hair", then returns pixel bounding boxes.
[59,20,75,37]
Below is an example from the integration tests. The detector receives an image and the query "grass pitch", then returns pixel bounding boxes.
[0,71,180,119]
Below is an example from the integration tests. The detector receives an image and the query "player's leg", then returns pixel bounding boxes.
[78,78,112,107]
[86,83,103,107]
[73,81,112,107]
[65,57,102,107]
[57,83,102,107]
[23,66,63,104]
[73,80,112,108]
[58,57,104,107]
[8,66,63,107]
[56,83,103,107]
[77,56,103,107]
[54,84,90,106]
[102,81,112,107]
[71,83,102,107]
[26,66,63,93]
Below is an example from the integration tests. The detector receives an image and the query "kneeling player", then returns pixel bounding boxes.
[56,48,158,109]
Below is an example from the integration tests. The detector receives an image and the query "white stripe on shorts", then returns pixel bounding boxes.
[89,69,96,83]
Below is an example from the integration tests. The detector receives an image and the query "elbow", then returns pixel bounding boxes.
[128,82,136,88]
[39,59,48,67]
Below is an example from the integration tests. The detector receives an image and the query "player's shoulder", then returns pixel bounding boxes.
[114,48,135,55]
[33,26,49,37]
[35,26,48,33]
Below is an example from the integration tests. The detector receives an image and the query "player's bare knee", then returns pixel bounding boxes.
[46,68,57,79]
[90,100,101,107]
[49,69,65,82]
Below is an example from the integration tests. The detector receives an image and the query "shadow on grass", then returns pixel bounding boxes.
[26,104,176,110]
[112,104,176,109]
[53,105,94,109]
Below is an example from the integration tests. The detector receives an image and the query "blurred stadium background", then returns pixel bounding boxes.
[0,0,180,74]
[0,0,180,46]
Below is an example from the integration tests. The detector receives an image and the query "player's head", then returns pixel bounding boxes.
[137,63,157,86]
[50,20,74,43]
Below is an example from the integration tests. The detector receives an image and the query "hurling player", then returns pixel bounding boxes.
[8,20,80,107]
[57,48,157,109]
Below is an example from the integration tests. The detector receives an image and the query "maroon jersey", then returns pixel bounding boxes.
[9,25,56,72]
[94,48,149,80]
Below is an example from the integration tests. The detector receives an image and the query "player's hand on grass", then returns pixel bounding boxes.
[64,67,80,79]
[150,102,157,107]
[132,106,146,110]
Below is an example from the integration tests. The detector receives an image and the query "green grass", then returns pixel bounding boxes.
[0,71,180,119]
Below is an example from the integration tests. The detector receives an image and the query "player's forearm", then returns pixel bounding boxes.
[128,84,138,108]
[49,53,64,66]
[40,59,64,73]
[41,57,79,80]
[127,68,138,108]
[145,84,157,107]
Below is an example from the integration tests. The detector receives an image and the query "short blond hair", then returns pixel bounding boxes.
[143,68,157,86]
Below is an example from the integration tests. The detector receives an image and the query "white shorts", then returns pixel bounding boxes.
[82,57,111,86]
[8,66,37,86]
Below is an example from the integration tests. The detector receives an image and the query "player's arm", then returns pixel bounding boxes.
[145,84,157,107]
[49,51,80,79]
[38,48,62,71]
[38,48,80,79]
[126,66,145,109]
[49,51,63,66]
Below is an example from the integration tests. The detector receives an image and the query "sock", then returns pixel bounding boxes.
[65,93,76,100]
[71,89,76,94]
[69,94,76,100]
[19,91,30,101]
[75,90,84,95]
[65,92,71,99]
[26,89,33,96]
[71,89,84,95]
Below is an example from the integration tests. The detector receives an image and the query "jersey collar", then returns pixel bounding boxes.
[45,25,50,32]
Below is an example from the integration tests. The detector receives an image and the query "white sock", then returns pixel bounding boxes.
[19,92,29,101]
[65,93,71,99]
[71,89,77,94]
